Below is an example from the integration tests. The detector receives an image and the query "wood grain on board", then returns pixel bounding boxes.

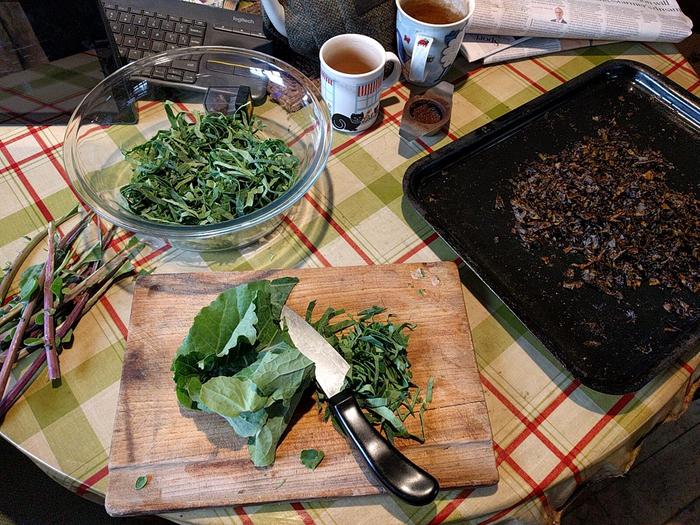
[106,262,498,516]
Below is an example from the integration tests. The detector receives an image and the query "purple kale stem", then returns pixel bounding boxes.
[0,224,127,418]
[0,352,46,420]
[0,205,78,304]
[101,224,117,251]
[0,293,90,420]
[0,221,126,419]
[0,302,22,330]
[56,293,89,340]
[0,294,40,397]
[63,251,131,302]
[43,222,60,387]
[56,211,94,252]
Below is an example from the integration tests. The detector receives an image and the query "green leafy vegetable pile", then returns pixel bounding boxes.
[121,102,300,226]
[172,279,433,468]
[307,303,433,444]
[171,277,314,467]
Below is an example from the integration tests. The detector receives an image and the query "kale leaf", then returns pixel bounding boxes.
[300,449,325,470]
[172,277,314,467]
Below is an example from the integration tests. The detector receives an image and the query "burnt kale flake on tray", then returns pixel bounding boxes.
[508,125,700,323]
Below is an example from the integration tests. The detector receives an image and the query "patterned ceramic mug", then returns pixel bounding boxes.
[396,0,475,87]
[319,34,401,133]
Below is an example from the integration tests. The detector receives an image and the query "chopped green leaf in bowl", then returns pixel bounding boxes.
[121,102,300,226]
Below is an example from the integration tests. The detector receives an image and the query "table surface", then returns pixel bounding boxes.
[1,42,699,525]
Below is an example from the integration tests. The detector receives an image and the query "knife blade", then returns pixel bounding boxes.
[281,306,439,506]
[281,305,349,398]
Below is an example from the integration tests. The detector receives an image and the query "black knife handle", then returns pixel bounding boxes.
[330,390,439,506]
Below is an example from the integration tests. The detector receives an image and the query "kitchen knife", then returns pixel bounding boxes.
[281,306,439,506]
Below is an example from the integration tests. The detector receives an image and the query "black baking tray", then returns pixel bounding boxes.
[404,60,700,394]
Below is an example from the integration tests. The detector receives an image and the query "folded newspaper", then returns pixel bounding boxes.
[462,0,693,63]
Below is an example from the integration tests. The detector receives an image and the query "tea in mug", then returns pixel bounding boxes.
[401,0,464,24]
[325,49,377,74]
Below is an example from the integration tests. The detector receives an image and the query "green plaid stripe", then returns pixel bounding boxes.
[1,43,699,525]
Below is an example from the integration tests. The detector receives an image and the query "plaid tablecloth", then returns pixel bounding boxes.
[1,42,699,525]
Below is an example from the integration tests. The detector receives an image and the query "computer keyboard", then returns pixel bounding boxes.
[103,2,206,82]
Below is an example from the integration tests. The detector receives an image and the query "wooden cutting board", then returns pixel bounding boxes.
[106,262,498,516]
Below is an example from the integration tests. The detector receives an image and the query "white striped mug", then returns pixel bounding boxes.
[319,34,401,133]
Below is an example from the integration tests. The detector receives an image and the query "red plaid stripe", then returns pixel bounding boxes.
[99,297,128,338]
[0,140,53,221]
[0,86,66,113]
[109,230,134,248]
[498,378,582,458]
[291,502,315,525]
[493,441,550,504]
[234,506,254,525]
[679,360,695,376]
[479,393,635,524]
[394,232,439,264]
[531,58,567,83]
[662,57,691,77]
[452,64,487,86]
[480,500,517,524]
[0,142,61,177]
[0,126,48,146]
[542,392,634,488]
[642,43,697,76]
[482,376,583,483]
[27,127,72,188]
[428,488,475,525]
[505,64,547,94]
[76,465,109,496]
[288,123,317,147]
[303,194,374,265]
[133,244,170,269]
[282,215,333,267]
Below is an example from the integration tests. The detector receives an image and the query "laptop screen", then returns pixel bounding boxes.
[0,0,120,125]
[0,0,266,125]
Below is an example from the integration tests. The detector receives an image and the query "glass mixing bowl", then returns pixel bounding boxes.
[64,47,331,251]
